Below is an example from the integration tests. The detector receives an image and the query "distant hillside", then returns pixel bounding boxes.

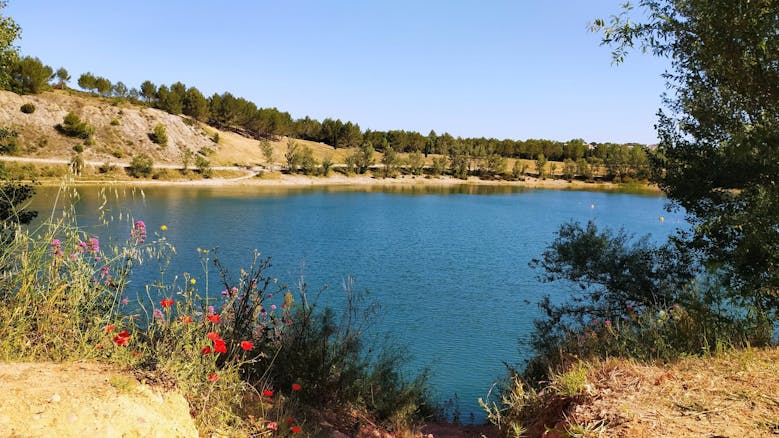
[0,89,339,168]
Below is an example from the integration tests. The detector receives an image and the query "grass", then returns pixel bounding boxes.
[485,348,779,437]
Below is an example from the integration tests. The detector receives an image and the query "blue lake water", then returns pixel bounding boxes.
[30,184,683,422]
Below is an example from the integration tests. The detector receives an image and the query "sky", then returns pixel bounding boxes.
[6,1,670,144]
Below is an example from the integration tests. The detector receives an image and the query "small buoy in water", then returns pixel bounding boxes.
[659,216,665,222]
[590,204,595,209]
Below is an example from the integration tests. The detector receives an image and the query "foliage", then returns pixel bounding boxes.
[7,56,52,94]
[523,221,770,383]
[140,80,156,102]
[298,145,317,175]
[128,153,154,178]
[149,123,168,147]
[0,0,20,89]
[593,0,779,320]
[260,139,273,170]
[535,154,547,179]
[448,143,468,179]
[19,102,34,114]
[431,156,447,176]
[195,155,212,178]
[353,141,375,174]
[381,145,399,177]
[406,150,424,175]
[272,277,432,427]
[0,176,36,252]
[0,126,18,155]
[320,154,333,176]
[284,139,300,172]
[56,111,94,140]
[69,153,84,175]
[180,148,193,172]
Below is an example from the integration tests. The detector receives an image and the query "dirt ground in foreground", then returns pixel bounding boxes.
[0,361,197,438]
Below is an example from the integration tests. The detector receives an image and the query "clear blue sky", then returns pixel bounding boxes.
[6,0,668,144]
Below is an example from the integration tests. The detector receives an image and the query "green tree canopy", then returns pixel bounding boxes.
[594,1,779,314]
[0,0,20,89]
[7,56,52,94]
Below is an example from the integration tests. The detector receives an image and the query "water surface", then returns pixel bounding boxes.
[30,184,682,421]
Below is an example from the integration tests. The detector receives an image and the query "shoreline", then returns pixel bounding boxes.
[28,172,661,193]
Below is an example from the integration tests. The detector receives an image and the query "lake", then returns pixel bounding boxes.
[30,183,682,422]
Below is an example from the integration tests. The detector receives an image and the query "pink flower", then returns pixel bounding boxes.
[131,220,147,243]
[87,237,99,253]
[266,422,278,431]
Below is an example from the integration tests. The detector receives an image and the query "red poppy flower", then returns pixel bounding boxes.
[201,346,212,355]
[262,389,274,397]
[208,373,220,382]
[206,331,221,341]
[286,417,295,425]
[104,324,115,333]
[113,330,131,346]
[213,339,227,354]
[180,316,193,324]
[291,383,301,392]
[291,426,301,433]
[239,340,253,351]
[160,298,174,308]
[207,314,221,323]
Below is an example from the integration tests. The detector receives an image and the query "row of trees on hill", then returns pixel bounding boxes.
[0,48,652,179]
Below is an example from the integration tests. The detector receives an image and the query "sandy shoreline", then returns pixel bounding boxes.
[33,172,660,192]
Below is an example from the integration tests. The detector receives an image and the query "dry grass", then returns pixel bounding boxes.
[531,347,779,437]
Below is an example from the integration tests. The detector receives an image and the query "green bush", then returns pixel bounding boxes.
[72,144,84,153]
[521,221,771,384]
[127,153,154,178]
[0,128,19,155]
[195,155,212,178]
[56,111,94,140]
[110,118,120,126]
[149,123,168,147]
[272,278,432,427]
[19,103,35,114]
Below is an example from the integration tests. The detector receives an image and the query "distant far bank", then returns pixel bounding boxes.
[29,170,660,193]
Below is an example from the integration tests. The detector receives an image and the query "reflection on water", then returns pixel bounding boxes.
[28,183,676,422]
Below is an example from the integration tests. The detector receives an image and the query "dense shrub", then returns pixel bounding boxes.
[127,153,154,178]
[0,127,19,155]
[195,155,212,178]
[518,221,769,383]
[19,103,35,114]
[56,111,94,139]
[149,123,168,146]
